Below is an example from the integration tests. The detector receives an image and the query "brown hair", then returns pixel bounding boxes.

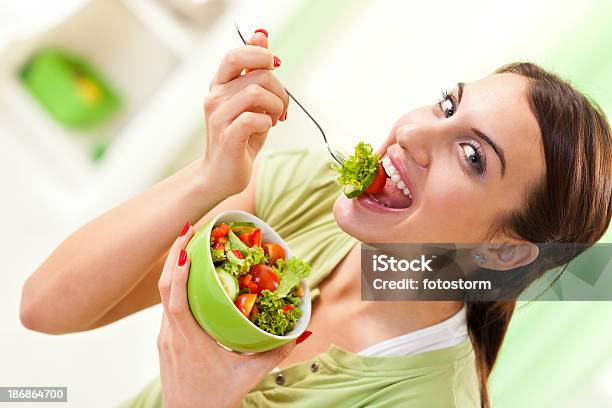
[467,62,612,407]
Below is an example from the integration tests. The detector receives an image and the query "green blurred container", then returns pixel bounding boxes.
[20,49,121,129]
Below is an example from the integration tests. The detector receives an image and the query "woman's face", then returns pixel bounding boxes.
[334,73,544,243]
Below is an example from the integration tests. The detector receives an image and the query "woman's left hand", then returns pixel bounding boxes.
[157,224,297,408]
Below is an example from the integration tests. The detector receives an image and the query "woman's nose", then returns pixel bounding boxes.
[395,123,432,169]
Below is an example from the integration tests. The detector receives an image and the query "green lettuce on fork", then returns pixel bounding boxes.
[333,142,387,198]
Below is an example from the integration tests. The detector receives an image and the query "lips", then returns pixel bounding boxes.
[359,145,415,210]
[382,155,413,199]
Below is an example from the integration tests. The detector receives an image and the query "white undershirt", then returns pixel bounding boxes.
[358,305,468,357]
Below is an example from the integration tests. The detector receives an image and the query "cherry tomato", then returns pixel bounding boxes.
[250,304,259,319]
[250,264,279,293]
[212,241,224,250]
[262,243,285,266]
[282,304,295,313]
[251,229,262,247]
[364,163,386,194]
[247,281,259,295]
[237,228,262,247]
[211,223,231,239]
[232,249,244,259]
[238,233,252,246]
[235,294,257,318]
[238,274,252,289]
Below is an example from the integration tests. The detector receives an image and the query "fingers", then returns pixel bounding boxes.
[213,45,276,85]
[275,342,297,361]
[250,29,268,50]
[218,69,289,122]
[244,29,289,120]
[251,329,312,367]
[158,223,194,317]
[245,341,297,371]
[244,30,269,75]
[223,112,272,155]
[210,83,284,129]
[168,246,198,332]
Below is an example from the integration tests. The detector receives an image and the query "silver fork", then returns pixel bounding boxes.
[234,23,346,166]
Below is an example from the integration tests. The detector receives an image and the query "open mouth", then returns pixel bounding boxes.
[363,155,413,210]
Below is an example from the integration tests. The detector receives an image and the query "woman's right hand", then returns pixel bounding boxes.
[201,30,289,198]
[157,223,298,408]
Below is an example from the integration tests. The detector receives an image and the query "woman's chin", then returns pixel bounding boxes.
[333,195,363,239]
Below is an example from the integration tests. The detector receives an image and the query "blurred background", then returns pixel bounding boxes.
[0,0,610,406]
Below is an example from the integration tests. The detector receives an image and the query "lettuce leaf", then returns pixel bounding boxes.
[273,257,311,298]
[227,230,248,254]
[333,142,380,196]
[211,248,226,262]
[252,289,302,335]
[222,246,246,276]
[245,245,266,267]
[220,233,266,276]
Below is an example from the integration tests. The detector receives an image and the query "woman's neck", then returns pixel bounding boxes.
[320,243,464,342]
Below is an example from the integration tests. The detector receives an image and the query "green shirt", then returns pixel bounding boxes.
[119,149,480,408]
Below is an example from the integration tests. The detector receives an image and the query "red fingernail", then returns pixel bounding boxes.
[296,330,312,345]
[255,28,268,38]
[180,222,190,237]
[273,56,281,68]
[178,250,188,267]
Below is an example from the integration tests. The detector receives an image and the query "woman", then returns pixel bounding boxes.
[20,29,611,407]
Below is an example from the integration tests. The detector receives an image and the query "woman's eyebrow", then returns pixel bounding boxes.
[456,82,506,177]
[457,82,465,104]
[472,128,507,177]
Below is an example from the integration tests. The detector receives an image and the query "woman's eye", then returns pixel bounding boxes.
[438,90,457,118]
[440,98,455,117]
[460,143,485,175]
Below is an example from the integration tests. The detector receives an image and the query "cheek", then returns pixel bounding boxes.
[423,186,469,225]
[415,177,496,242]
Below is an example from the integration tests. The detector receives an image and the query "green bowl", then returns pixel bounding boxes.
[186,210,311,353]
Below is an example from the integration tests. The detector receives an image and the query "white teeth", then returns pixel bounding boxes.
[382,155,413,199]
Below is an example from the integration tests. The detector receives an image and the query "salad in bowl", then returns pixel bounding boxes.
[186,210,312,353]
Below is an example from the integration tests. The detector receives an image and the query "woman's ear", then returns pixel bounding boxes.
[472,241,539,271]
